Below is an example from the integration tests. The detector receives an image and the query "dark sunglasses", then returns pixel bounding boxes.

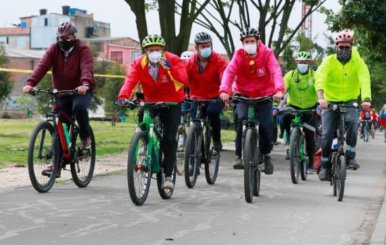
[338,46,351,50]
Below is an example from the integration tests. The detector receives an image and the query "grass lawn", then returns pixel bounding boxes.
[0,117,235,169]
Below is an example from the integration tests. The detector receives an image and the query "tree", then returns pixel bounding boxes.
[0,45,13,104]
[124,0,210,55]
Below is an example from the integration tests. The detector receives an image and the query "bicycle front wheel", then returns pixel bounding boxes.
[336,154,346,201]
[71,126,96,188]
[204,127,220,185]
[184,125,201,188]
[244,128,257,203]
[176,125,186,176]
[289,128,301,184]
[28,121,59,193]
[127,131,152,206]
[364,123,369,142]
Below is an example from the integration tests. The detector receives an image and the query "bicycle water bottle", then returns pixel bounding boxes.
[331,138,338,150]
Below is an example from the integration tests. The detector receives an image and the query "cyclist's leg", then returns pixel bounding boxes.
[303,112,317,168]
[345,107,360,168]
[72,92,93,147]
[160,106,181,177]
[256,101,274,174]
[320,108,338,168]
[234,102,247,168]
[282,112,294,160]
[272,114,278,144]
[207,101,224,150]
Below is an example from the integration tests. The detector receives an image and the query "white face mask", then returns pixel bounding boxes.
[244,43,257,55]
[147,51,162,63]
[297,64,309,74]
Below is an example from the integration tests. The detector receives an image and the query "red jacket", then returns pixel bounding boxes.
[118,51,188,102]
[185,51,227,99]
[27,40,96,91]
[360,109,377,122]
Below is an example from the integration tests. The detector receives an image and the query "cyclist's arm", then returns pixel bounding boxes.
[79,45,95,89]
[219,50,239,95]
[283,71,292,93]
[267,50,285,94]
[118,60,141,99]
[314,56,330,95]
[165,52,188,90]
[357,57,371,102]
[26,44,55,87]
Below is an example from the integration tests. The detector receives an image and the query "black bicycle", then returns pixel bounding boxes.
[233,95,272,203]
[28,89,95,193]
[176,108,189,176]
[184,99,222,188]
[328,102,358,201]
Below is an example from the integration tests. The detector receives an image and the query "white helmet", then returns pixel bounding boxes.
[180,51,194,60]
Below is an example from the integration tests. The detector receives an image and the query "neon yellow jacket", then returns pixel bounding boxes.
[315,48,371,102]
[284,69,317,109]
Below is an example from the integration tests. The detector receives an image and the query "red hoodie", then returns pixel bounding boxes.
[118,51,188,102]
[185,51,227,99]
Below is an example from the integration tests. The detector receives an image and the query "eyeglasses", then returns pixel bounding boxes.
[338,46,351,50]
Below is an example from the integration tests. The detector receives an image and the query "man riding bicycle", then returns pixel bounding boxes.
[117,34,188,189]
[359,106,376,139]
[282,51,318,174]
[315,33,371,181]
[22,22,96,171]
[219,27,284,173]
[184,32,228,151]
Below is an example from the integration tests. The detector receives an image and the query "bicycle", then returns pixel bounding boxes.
[361,119,372,142]
[280,107,316,184]
[27,89,96,193]
[123,98,178,206]
[233,95,272,203]
[184,99,222,188]
[176,108,189,176]
[328,102,358,201]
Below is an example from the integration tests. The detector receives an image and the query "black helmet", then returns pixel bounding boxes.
[194,32,212,44]
[240,27,259,41]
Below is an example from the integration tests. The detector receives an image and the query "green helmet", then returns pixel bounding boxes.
[296,51,311,61]
[142,34,166,48]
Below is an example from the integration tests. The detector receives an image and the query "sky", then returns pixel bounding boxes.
[0,0,341,52]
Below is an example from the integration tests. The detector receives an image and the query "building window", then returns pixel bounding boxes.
[110,51,123,64]
[131,50,142,62]
[44,18,48,26]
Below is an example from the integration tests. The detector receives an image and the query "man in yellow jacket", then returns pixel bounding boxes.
[315,33,371,181]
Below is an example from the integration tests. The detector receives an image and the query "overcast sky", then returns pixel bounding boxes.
[0,0,341,52]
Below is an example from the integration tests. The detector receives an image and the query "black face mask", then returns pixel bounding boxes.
[58,39,75,51]
[337,48,352,64]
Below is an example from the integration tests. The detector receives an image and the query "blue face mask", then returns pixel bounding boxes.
[199,47,212,58]
[297,64,309,74]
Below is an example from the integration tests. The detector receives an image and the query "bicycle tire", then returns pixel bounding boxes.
[289,128,301,184]
[71,126,96,188]
[253,131,261,197]
[176,125,186,176]
[127,131,152,206]
[157,165,177,199]
[336,154,346,201]
[204,127,220,185]
[28,121,58,193]
[184,124,201,188]
[364,123,369,142]
[244,128,256,203]
[332,154,337,197]
[299,136,308,181]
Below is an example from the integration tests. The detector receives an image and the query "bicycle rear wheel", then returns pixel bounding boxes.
[28,121,59,193]
[71,126,96,187]
[127,131,152,206]
[184,124,201,188]
[204,127,220,185]
[289,128,301,184]
[336,154,346,201]
[244,128,257,203]
[176,125,186,176]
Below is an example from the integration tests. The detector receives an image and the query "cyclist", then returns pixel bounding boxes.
[117,34,188,189]
[184,32,228,151]
[219,27,285,173]
[380,104,386,142]
[315,33,371,181]
[22,21,95,157]
[180,50,194,114]
[282,51,318,174]
[359,106,376,138]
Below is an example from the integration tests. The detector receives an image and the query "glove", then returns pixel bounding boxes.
[159,57,171,70]
[116,98,127,107]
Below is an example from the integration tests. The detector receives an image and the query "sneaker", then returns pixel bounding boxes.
[41,165,54,177]
[306,165,315,174]
[318,167,331,181]
[213,140,223,151]
[346,158,360,170]
[163,177,174,189]
[233,158,244,169]
[81,137,92,149]
[263,155,274,175]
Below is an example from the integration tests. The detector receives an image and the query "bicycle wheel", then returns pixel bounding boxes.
[157,164,177,199]
[71,126,96,188]
[299,136,308,181]
[336,154,346,201]
[244,128,257,203]
[364,123,369,142]
[127,131,152,206]
[289,128,301,184]
[204,127,220,185]
[184,124,201,188]
[253,132,261,197]
[176,125,186,176]
[28,121,59,193]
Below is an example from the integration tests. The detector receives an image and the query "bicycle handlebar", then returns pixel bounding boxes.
[29,88,78,97]
[231,95,272,104]
[118,100,179,110]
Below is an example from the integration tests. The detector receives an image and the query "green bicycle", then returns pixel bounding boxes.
[123,98,178,206]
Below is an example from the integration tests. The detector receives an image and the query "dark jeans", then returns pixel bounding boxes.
[150,105,181,177]
[321,101,358,164]
[282,105,317,165]
[235,101,273,158]
[56,92,93,140]
[190,100,224,142]
[272,114,278,143]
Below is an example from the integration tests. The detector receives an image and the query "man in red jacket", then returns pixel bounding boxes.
[117,34,188,189]
[184,32,228,150]
[23,22,95,150]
